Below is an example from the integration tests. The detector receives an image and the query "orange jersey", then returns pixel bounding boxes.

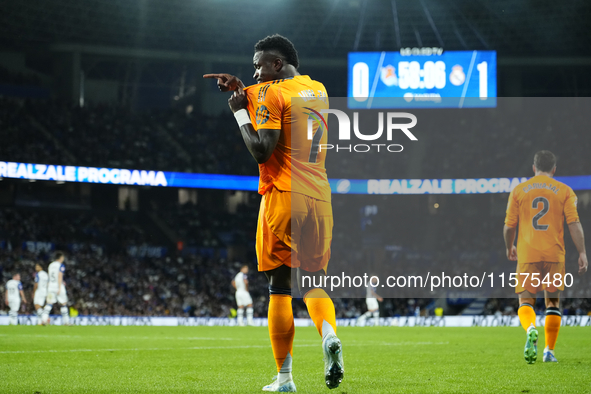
[505,174,579,263]
[244,75,331,202]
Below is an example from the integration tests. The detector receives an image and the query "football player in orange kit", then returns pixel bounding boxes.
[504,150,587,364]
[204,34,343,392]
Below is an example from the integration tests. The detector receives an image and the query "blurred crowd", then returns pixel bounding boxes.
[0,247,266,317]
[0,208,150,251]
[325,101,591,180]
[1,203,589,319]
[158,197,258,249]
[0,98,257,175]
[0,66,43,87]
[418,101,591,179]
[0,99,65,165]
[0,244,446,319]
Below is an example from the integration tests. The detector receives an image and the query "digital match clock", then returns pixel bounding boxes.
[348,50,497,109]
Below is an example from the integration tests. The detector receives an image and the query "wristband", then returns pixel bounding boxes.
[234,109,252,127]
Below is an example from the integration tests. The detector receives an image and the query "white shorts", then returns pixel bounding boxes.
[34,291,47,306]
[46,286,68,305]
[8,300,20,312]
[366,298,379,311]
[235,290,253,307]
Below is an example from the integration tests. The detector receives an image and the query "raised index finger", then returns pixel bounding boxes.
[203,74,224,79]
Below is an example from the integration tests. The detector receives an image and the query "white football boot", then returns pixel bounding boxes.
[262,375,297,392]
[322,333,344,389]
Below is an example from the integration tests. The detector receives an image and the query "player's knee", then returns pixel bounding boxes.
[269,285,291,296]
[518,296,535,307]
[545,298,560,309]
[265,266,292,289]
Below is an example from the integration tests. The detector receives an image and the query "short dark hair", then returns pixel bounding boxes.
[53,251,65,261]
[534,150,557,172]
[254,34,299,69]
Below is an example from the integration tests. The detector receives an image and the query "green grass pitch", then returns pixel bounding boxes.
[1,326,590,393]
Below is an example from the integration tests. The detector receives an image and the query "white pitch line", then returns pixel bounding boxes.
[0,334,237,341]
[0,334,318,343]
[0,344,307,354]
[376,341,449,346]
[0,341,448,355]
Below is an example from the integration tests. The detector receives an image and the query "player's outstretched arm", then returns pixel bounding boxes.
[203,73,245,92]
[228,87,279,164]
[503,225,518,261]
[568,221,588,275]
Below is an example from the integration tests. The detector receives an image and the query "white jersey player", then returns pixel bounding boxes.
[5,273,27,325]
[41,251,70,325]
[33,263,48,325]
[357,281,383,326]
[232,265,254,326]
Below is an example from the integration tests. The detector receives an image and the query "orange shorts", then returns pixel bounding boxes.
[256,187,333,272]
[515,261,565,294]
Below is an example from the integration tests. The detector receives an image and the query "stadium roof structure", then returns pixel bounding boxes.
[2,0,590,60]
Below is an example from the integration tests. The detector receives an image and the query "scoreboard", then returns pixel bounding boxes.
[348,50,497,109]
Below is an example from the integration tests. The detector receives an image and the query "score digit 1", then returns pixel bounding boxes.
[477,61,488,99]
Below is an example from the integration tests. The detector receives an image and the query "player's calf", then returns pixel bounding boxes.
[35,307,44,325]
[60,306,70,326]
[246,306,254,326]
[42,304,53,325]
[237,307,245,326]
[372,311,380,326]
[8,310,18,325]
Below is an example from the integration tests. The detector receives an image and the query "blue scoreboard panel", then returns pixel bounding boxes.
[348,50,497,109]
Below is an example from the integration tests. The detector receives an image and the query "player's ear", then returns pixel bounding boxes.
[274,57,283,72]
[532,164,536,174]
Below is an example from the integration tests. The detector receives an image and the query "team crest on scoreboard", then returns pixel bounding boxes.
[380,65,398,87]
[449,65,466,86]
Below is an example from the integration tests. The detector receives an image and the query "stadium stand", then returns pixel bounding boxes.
[0,98,257,175]
[0,66,43,87]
